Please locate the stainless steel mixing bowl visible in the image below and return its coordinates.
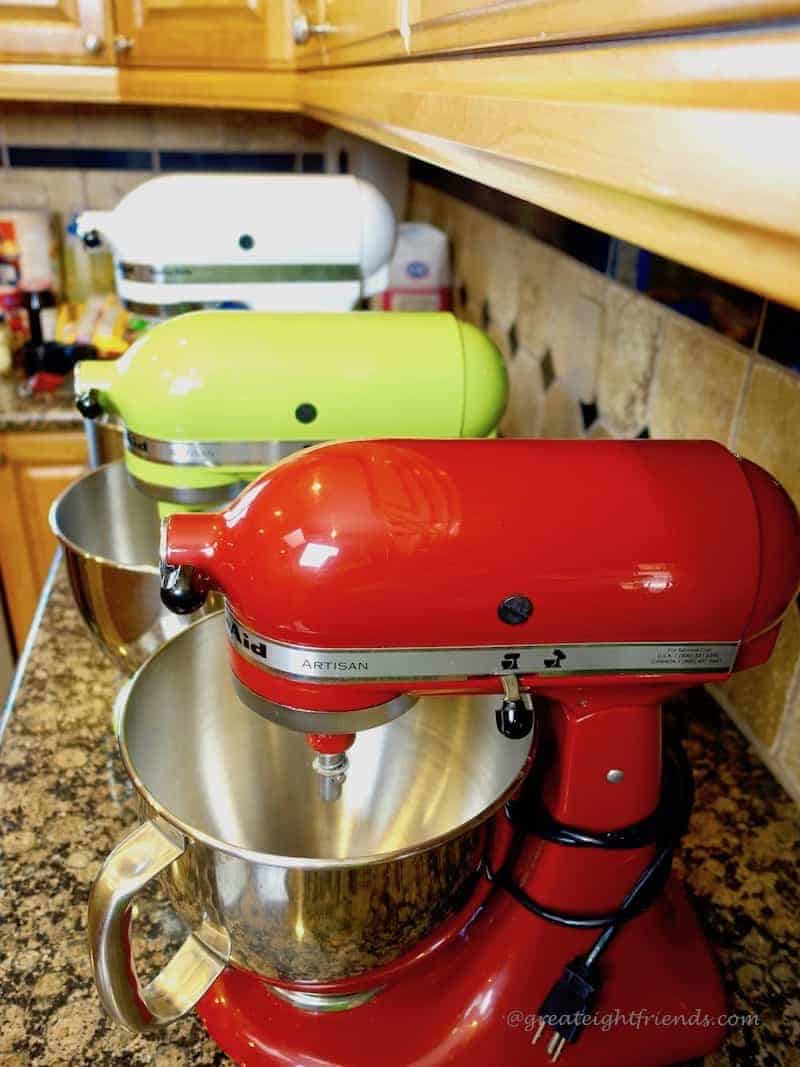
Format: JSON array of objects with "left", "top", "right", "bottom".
[
  {"left": 50, "top": 460, "right": 216, "bottom": 673},
  {"left": 83, "top": 413, "right": 126, "bottom": 468},
  {"left": 89, "top": 612, "right": 532, "bottom": 1033}
]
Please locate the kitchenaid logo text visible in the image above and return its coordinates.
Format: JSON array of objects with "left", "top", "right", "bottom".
[
  {"left": 227, "top": 615, "right": 370, "bottom": 672},
  {"left": 227, "top": 617, "right": 268, "bottom": 660},
  {"left": 126, "top": 431, "right": 148, "bottom": 454}
]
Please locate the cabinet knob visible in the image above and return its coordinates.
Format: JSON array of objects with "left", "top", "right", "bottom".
[
  {"left": 113, "top": 35, "right": 135, "bottom": 54},
  {"left": 292, "top": 13, "right": 335, "bottom": 45},
  {"left": 83, "top": 33, "right": 104, "bottom": 55}
]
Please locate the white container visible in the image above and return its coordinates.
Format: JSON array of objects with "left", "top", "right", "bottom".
[{"left": 378, "top": 222, "right": 451, "bottom": 311}]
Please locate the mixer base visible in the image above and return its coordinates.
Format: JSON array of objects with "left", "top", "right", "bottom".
[{"left": 197, "top": 874, "right": 727, "bottom": 1067}]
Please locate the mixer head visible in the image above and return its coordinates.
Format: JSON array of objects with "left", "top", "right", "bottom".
[
  {"left": 74, "top": 310, "right": 507, "bottom": 514},
  {"left": 160, "top": 437, "right": 800, "bottom": 780},
  {"left": 75, "top": 173, "right": 396, "bottom": 317}
]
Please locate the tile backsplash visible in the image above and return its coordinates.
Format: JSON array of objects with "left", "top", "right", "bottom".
[
  {"left": 0, "top": 102, "right": 336, "bottom": 302},
  {"left": 407, "top": 176, "right": 800, "bottom": 805}
]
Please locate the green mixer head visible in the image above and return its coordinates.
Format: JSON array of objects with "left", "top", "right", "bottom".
[{"left": 75, "top": 310, "right": 508, "bottom": 515}]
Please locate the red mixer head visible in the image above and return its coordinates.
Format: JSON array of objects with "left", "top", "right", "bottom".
[{"left": 161, "top": 439, "right": 800, "bottom": 736}]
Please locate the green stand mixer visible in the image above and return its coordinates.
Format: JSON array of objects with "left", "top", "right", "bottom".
[{"left": 50, "top": 310, "right": 507, "bottom": 672}]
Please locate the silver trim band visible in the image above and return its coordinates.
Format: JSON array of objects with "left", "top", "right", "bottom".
[
  {"left": 225, "top": 606, "right": 740, "bottom": 681},
  {"left": 126, "top": 431, "right": 320, "bottom": 468},
  {"left": 128, "top": 472, "right": 249, "bottom": 506},
  {"left": 122, "top": 298, "right": 207, "bottom": 317},
  {"left": 232, "top": 675, "right": 416, "bottom": 734},
  {"left": 119, "top": 262, "right": 362, "bottom": 285}
]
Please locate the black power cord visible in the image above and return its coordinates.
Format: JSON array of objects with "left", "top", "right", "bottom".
[{"left": 484, "top": 734, "right": 694, "bottom": 1060}]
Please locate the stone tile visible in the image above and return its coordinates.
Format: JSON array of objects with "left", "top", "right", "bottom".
[
  {"left": 151, "top": 108, "right": 315, "bottom": 152},
  {"left": 734, "top": 358, "right": 800, "bottom": 511},
  {"left": 485, "top": 218, "right": 523, "bottom": 331},
  {"left": 82, "top": 169, "right": 154, "bottom": 211},
  {"left": 554, "top": 289, "right": 605, "bottom": 404},
  {"left": 72, "top": 104, "right": 154, "bottom": 148},
  {"left": 222, "top": 113, "right": 325, "bottom": 152},
  {"left": 1, "top": 102, "right": 77, "bottom": 145},
  {"left": 451, "top": 202, "right": 493, "bottom": 317},
  {"left": 488, "top": 321, "right": 511, "bottom": 364},
  {"left": 650, "top": 315, "right": 750, "bottom": 444},
  {"left": 587, "top": 421, "right": 614, "bottom": 439},
  {"left": 516, "top": 234, "right": 556, "bottom": 356},
  {"left": 722, "top": 602, "right": 800, "bottom": 749},
  {"left": 0, "top": 168, "right": 84, "bottom": 216},
  {"left": 596, "top": 283, "right": 663, "bottom": 436},
  {"left": 151, "top": 107, "right": 230, "bottom": 149},
  {"left": 407, "top": 180, "right": 445, "bottom": 228},
  {"left": 500, "top": 348, "right": 544, "bottom": 438},
  {"left": 540, "top": 380, "right": 583, "bottom": 439}
]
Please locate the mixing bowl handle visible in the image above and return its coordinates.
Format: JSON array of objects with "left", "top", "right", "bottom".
[{"left": 88, "top": 818, "right": 229, "bottom": 1033}]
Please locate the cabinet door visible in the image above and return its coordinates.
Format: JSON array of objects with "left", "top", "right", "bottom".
[
  {"left": 408, "top": 1, "right": 800, "bottom": 56},
  {"left": 306, "top": 0, "right": 405, "bottom": 65},
  {"left": 292, "top": 0, "right": 329, "bottom": 65},
  {"left": 0, "top": 432, "right": 87, "bottom": 651},
  {"left": 0, "top": 0, "right": 112, "bottom": 63},
  {"left": 112, "top": 0, "right": 279, "bottom": 68}
]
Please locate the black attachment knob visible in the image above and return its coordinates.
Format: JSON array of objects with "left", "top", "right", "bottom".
[
  {"left": 76, "top": 389, "right": 103, "bottom": 419},
  {"left": 160, "top": 563, "right": 207, "bottom": 615},
  {"left": 495, "top": 699, "right": 534, "bottom": 739},
  {"left": 495, "top": 673, "right": 534, "bottom": 739},
  {"left": 82, "top": 229, "right": 102, "bottom": 249},
  {"left": 498, "top": 595, "right": 533, "bottom": 625}
]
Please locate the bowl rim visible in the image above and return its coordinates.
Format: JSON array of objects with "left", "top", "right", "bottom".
[
  {"left": 49, "top": 460, "right": 160, "bottom": 575},
  {"left": 116, "top": 614, "right": 534, "bottom": 871}
]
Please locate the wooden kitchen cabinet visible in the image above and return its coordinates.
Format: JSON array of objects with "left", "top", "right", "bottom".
[
  {"left": 408, "top": 0, "right": 800, "bottom": 55},
  {"left": 0, "top": 0, "right": 113, "bottom": 64},
  {"left": 295, "top": 0, "right": 405, "bottom": 65},
  {"left": 111, "top": 0, "right": 293, "bottom": 69},
  {"left": 0, "top": 431, "right": 87, "bottom": 651}
]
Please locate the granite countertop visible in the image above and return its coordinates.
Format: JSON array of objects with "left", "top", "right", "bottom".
[
  {"left": 0, "top": 562, "right": 798, "bottom": 1066},
  {"left": 0, "top": 376, "right": 83, "bottom": 432}
]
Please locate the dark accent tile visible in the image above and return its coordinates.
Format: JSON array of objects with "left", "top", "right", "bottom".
[
  {"left": 7, "top": 145, "right": 153, "bottom": 170},
  {"left": 637, "top": 426, "right": 651, "bottom": 439},
  {"left": 301, "top": 152, "right": 325, "bottom": 173},
  {"left": 338, "top": 149, "right": 349, "bottom": 174},
  {"left": 541, "top": 348, "right": 555, "bottom": 391},
  {"left": 758, "top": 300, "right": 800, "bottom": 372},
  {"left": 580, "top": 399, "right": 598, "bottom": 430},
  {"left": 159, "top": 150, "right": 296, "bottom": 173},
  {"left": 481, "top": 298, "right": 491, "bottom": 330},
  {"left": 508, "top": 321, "right": 519, "bottom": 359}
]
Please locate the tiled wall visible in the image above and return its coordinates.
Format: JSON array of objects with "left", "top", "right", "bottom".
[
  {"left": 0, "top": 102, "right": 335, "bottom": 301},
  {"left": 407, "top": 175, "right": 800, "bottom": 805}
]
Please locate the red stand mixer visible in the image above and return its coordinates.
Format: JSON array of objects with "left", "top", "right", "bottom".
[{"left": 155, "top": 438, "right": 799, "bottom": 1067}]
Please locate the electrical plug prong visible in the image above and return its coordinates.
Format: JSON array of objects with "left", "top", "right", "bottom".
[{"left": 548, "top": 1033, "right": 566, "bottom": 1062}]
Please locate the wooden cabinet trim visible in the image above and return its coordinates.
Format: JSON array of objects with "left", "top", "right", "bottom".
[
  {"left": 408, "top": 1, "right": 800, "bottom": 56},
  {"left": 300, "top": 28, "right": 800, "bottom": 308}
]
